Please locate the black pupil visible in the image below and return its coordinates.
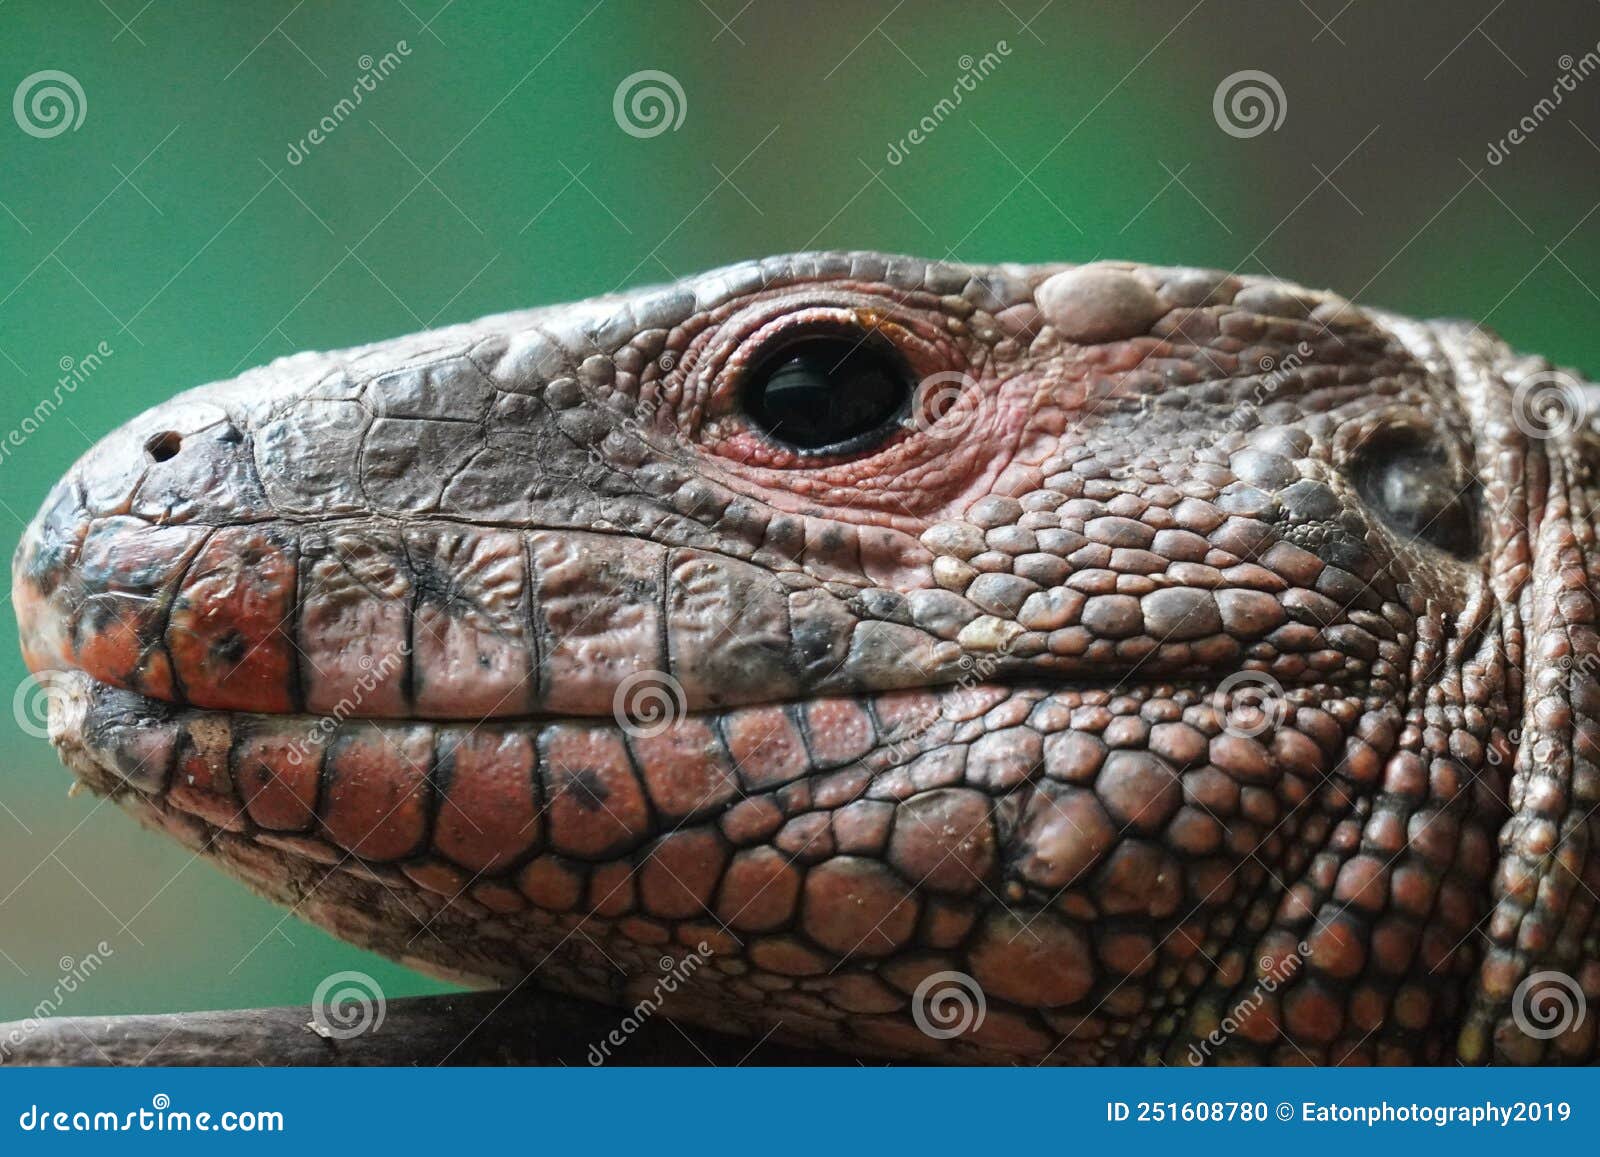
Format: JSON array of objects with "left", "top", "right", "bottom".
[
  {"left": 1352, "top": 436, "right": 1479, "bottom": 558},
  {"left": 742, "top": 337, "right": 910, "bottom": 452}
]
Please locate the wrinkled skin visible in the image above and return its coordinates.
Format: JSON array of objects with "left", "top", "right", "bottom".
[{"left": 13, "top": 251, "right": 1600, "bottom": 1064}]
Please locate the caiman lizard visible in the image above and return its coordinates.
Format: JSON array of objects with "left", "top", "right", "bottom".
[{"left": 13, "top": 251, "right": 1599, "bottom": 1064}]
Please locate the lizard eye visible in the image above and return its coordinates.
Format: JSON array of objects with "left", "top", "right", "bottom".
[
  {"left": 740, "top": 335, "right": 912, "bottom": 454},
  {"left": 1350, "top": 431, "right": 1480, "bottom": 558}
]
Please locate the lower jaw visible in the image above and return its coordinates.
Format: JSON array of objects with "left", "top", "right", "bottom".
[{"left": 38, "top": 669, "right": 1462, "bottom": 1065}]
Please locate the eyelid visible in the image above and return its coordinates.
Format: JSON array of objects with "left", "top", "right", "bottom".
[
  {"left": 693, "top": 295, "right": 953, "bottom": 401},
  {"left": 740, "top": 320, "right": 911, "bottom": 384},
  {"left": 716, "top": 309, "right": 940, "bottom": 402}
]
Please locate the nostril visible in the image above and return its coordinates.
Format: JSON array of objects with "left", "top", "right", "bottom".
[{"left": 145, "top": 431, "right": 182, "bottom": 462}]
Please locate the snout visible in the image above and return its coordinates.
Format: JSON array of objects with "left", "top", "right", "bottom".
[
  {"left": 11, "top": 350, "right": 928, "bottom": 724},
  {"left": 12, "top": 385, "right": 292, "bottom": 710}
]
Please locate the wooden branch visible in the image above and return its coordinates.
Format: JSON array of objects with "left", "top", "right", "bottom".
[{"left": 0, "top": 988, "right": 854, "bottom": 1066}]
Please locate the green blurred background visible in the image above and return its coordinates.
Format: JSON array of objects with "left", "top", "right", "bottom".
[{"left": 1, "top": 0, "right": 1596, "bottom": 1022}]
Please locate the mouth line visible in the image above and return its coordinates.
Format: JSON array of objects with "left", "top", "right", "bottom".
[
  {"left": 42, "top": 664, "right": 1298, "bottom": 830},
  {"left": 38, "top": 662, "right": 1281, "bottom": 730}
]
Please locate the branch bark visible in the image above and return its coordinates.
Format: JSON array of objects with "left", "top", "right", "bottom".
[{"left": 0, "top": 988, "right": 854, "bottom": 1066}]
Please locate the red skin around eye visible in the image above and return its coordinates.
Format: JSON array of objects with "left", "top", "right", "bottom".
[
  {"left": 693, "top": 304, "right": 1031, "bottom": 531},
  {"left": 700, "top": 382, "right": 1036, "bottom": 531}
]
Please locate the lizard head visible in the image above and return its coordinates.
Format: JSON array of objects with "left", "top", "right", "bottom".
[{"left": 12, "top": 252, "right": 1596, "bottom": 1064}]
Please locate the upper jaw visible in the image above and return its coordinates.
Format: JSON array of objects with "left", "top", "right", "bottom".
[
  {"left": 12, "top": 474, "right": 1246, "bottom": 727},
  {"left": 10, "top": 379, "right": 948, "bottom": 723},
  {"left": 14, "top": 458, "right": 1274, "bottom": 731}
]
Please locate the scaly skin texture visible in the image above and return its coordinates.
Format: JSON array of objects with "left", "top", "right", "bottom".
[{"left": 12, "top": 252, "right": 1600, "bottom": 1064}]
